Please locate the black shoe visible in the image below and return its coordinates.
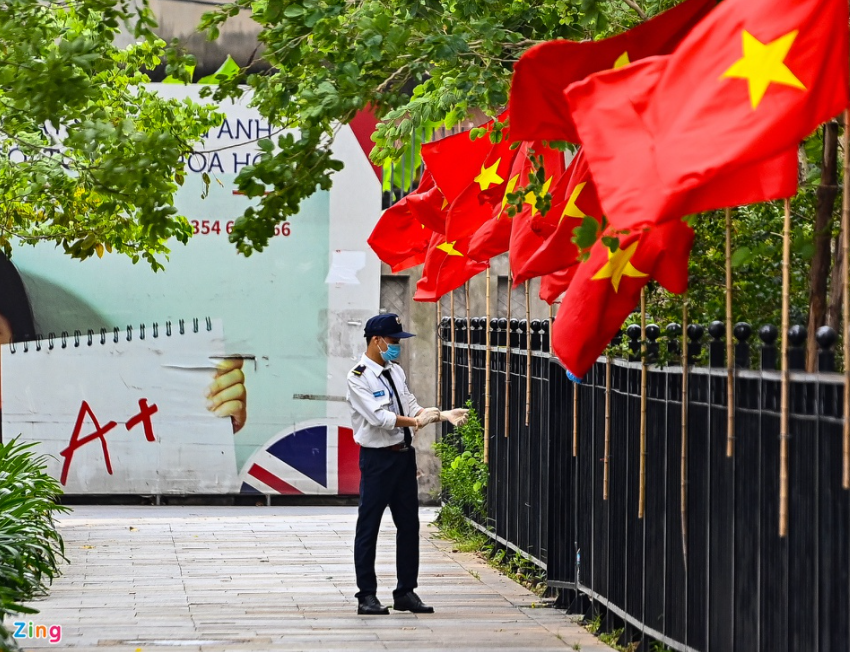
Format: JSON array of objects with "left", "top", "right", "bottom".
[
  {"left": 357, "top": 595, "right": 390, "bottom": 615},
  {"left": 393, "top": 591, "right": 435, "bottom": 613}
]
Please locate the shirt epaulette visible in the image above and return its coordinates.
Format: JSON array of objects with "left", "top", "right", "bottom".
[{"left": 351, "top": 364, "right": 367, "bottom": 376}]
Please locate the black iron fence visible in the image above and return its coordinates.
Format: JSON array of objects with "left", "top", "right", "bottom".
[{"left": 439, "top": 316, "right": 850, "bottom": 652}]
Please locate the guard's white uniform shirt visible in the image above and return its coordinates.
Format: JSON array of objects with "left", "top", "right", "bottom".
[{"left": 346, "top": 353, "right": 423, "bottom": 448}]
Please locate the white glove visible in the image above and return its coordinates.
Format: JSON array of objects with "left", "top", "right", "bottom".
[
  {"left": 415, "top": 406, "right": 442, "bottom": 429},
  {"left": 440, "top": 408, "right": 469, "bottom": 426}
]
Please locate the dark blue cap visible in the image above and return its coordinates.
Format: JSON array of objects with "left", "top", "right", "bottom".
[{"left": 364, "top": 313, "right": 415, "bottom": 339}]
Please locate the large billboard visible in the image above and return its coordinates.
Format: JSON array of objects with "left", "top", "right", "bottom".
[{"left": 2, "top": 85, "right": 381, "bottom": 496}]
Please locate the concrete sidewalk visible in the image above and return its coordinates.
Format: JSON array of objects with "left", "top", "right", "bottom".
[{"left": 7, "top": 506, "right": 611, "bottom": 651}]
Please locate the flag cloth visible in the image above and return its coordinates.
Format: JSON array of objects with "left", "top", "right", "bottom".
[
  {"left": 539, "top": 267, "right": 579, "bottom": 305},
  {"left": 508, "top": 145, "right": 567, "bottom": 282},
  {"left": 552, "top": 220, "right": 694, "bottom": 379},
  {"left": 461, "top": 143, "right": 530, "bottom": 261},
  {"left": 420, "top": 112, "right": 507, "bottom": 206},
  {"left": 564, "top": 0, "right": 848, "bottom": 232},
  {"left": 514, "top": 149, "right": 601, "bottom": 284},
  {"left": 445, "top": 125, "right": 519, "bottom": 241},
  {"left": 509, "top": 0, "right": 716, "bottom": 143},
  {"left": 367, "top": 178, "right": 437, "bottom": 272},
  {"left": 407, "top": 169, "right": 448, "bottom": 234},
  {"left": 413, "top": 232, "right": 489, "bottom": 302}
]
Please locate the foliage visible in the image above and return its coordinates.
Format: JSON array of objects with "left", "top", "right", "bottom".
[
  {"left": 433, "top": 403, "right": 487, "bottom": 532},
  {"left": 197, "top": 0, "right": 680, "bottom": 253},
  {"left": 197, "top": 0, "right": 844, "bottom": 338},
  {"left": 0, "top": 0, "right": 221, "bottom": 269},
  {"left": 0, "top": 438, "right": 69, "bottom": 651}
]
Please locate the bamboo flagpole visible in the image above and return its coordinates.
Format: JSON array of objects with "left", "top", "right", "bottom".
[
  {"left": 451, "top": 291, "right": 456, "bottom": 408},
  {"left": 681, "top": 296, "right": 689, "bottom": 563},
  {"left": 843, "top": 109, "right": 850, "bottom": 489},
  {"left": 603, "top": 356, "right": 612, "bottom": 500},
  {"left": 726, "top": 207, "right": 736, "bottom": 457},
  {"left": 780, "top": 198, "right": 791, "bottom": 537},
  {"left": 639, "top": 287, "right": 648, "bottom": 519},
  {"left": 436, "top": 303, "right": 443, "bottom": 409},
  {"left": 466, "top": 282, "right": 472, "bottom": 399},
  {"left": 525, "top": 281, "right": 532, "bottom": 427},
  {"left": 484, "top": 270, "right": 492, "bottom": 463},
  {"left": 505, "top": 273, "right": 512, "bottom": 439}
]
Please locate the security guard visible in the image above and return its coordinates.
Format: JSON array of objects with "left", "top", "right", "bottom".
[{"left": 346, "top": 313, "right": 447, "bottom": 615}]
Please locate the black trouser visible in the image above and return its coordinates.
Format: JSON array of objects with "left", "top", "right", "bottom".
[{"left": 354, "top": 446, "right": 419, "bottom": 600}]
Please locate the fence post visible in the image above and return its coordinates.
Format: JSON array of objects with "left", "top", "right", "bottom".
[
  {"left": 759, "top": 324, "right": 778, "bottom": 371},
  {"left": 734, "top": 322, "right": 752, "bottom": 369},
  {"left": 531, "top": 320, "right": 542, "bottom": 351},
  {"left": 627, "top": 324, "right": 641, "bottom": 361},
  {"left": 542, "top": 319, "right": 550, "bottom": 353},
  {"left": 646, "top": 324, "right": 661, "bottom": 363},
  {"left": 816, "top": 326, "right": 837, "bottom": 372},
  {"left": 787, "top": 325, "right": 807, "bottom": 371},
  {"left": 667, "top": 323, "right": 682, "bottom": 358},
  {"left": 687, "top": 323, "right": 705, "bottom": 365},
  {"left": 709, "top": 320, "right": 725, "bottom": 367}
]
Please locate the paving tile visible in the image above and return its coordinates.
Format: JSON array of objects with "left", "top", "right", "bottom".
[{"left": 3, "top": 506, "right": 611, "bottom": 650}]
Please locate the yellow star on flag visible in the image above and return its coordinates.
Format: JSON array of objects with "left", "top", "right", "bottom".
[
  {"left": 559, "top": 182, "right": 588, "bottom": 224},
  {"left": 498, "top": 174, "right": 521, "bottom": 217},
  {"left": 436, "top": 241, "right": 464, "bottom": 257},
  {"left": 474, "top": 158, "right": 505, "bottom": 191},
  {"left": 721, "top": 30, "right": 806, "bottom": 109},
  {"left": 613, "top": 51, "right": 630, "bottom": 69},
  {"left": 524, "top": 176, "right": 554, "bottom": 217},
  {"left": 591, "top": 241, "right": 648, "bottom": 292}
]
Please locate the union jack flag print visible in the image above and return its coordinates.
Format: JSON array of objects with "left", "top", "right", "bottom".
[{"left": 239, "top": 421, "right": 361, "bottom": 495}]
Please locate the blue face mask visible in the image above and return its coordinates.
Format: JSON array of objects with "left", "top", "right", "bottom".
[{"left": 379, "top": 339, "right": 401, "bottom": 362}]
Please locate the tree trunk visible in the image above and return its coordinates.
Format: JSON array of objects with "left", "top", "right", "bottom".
[{"left": 807, "top": 122, "right": 840, "bottom": 370}]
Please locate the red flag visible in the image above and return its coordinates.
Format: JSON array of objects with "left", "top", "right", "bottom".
[
  {"left": 367, "top": 182, "right": 436, "bottom": 272},
  {"left": 564, "top": 0, "right": 847, "bottom": 232},
  {"left": 420, "top": 113, "right": 507, "bottom": 206},
  {"left": 407, "top": 170, "right": 448, "bottom": 234},
  {"left": 552, "top": 220, "right": 694, "bottom": 379},
  {"left": 509, "top": 0, "right": 716, "bottom": 143},
  {"left": 539, "top": 267, "right": 579, "bottom": 305},
  {"left": 513, "top": 149, "right": 598, "bottom": 284},
  {"left": 413, "top": 232, "right": 489, "bottom": 302},
  {"left": 444, "top": 128, "right": 519, "bottom": 241},
  {"left": 508, "top": 145, "right": 567, "bottom": 282},
  {"left": 462, "top": 143, "right": 532, "bottom": 262}
]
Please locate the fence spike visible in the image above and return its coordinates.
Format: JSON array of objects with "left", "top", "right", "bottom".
[
  {"left": 505, "top": 273, "right": 512, "bottom": 439},
  {"left": 603, "top": 357, "right": 612, "bottom": 501},
  {"left": 681, "top": 297, "right": 689, "bottom": 566},
  {"left": 639, "top": 287, "right": 647, "bottom": 520},
  {"left": 525, "top": 281, "right": 532, "bottom": 427}
]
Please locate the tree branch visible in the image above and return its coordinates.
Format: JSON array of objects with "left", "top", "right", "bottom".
[{"left": 622, "top": 0, "right": 648, "bottom": 20}]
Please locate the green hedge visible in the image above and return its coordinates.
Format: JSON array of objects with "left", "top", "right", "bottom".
[
  {"left": 0, "top": 439, "right": 68, "bottom": 652},
  {"left": 433, "top": 404, "right": 488, "bottom": 534}
]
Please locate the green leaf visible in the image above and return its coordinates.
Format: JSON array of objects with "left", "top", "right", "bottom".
[
  {"left": 730, "top": 246, "right": 752, "bottom": 268},
  {"left": 198, "top": 55, "right": 241, "bottom": 84}
]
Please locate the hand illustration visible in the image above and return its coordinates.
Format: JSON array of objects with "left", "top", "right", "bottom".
[{"left": 206, "top": 357, "right": 247, "bottom": 434}]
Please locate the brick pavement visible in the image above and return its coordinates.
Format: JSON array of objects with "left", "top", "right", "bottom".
[{"left": 5, "top": 506, "right": 611, "bottom": 651}]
